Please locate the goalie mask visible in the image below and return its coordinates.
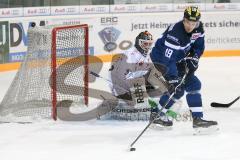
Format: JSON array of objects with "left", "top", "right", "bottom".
[{"left": 135, "top": 31, "right": 153, "bottom": 56}]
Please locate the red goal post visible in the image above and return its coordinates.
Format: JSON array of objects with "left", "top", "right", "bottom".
[{"left": 51, "top": 24, "right": 89, "bottom": 120}]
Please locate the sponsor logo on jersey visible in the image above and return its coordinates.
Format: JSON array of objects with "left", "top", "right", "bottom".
[
  {"left": 167, "top": 34, "right": 179, "bottom": 44},
  {"left": 191, "top": 33, "right": 201, "bottom": 40}
]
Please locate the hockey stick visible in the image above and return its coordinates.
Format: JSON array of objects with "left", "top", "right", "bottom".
[
  {"left": 129, "top": 69, "right": 188, "bottom": 151},
  {"left": 90, "top": 70, "right": 162, "bottom": 101},
  {"left": 90, "top": 71, "right": 130, "bottom": 93},
  {"left": 211, "top": 96, "right": 240, "bottom": 108},
  {"left": 90, "top": 70, "right": 157, "bottom": 98}
]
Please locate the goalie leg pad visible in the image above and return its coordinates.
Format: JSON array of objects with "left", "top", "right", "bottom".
[{"left": 128, "top": 77, "right": 148, "bottom": 107}]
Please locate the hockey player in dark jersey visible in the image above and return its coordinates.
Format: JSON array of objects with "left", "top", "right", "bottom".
[{"left": 150, "top": 6, "right": 218, "bottom": 130}]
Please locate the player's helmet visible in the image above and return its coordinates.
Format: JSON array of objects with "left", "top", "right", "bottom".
[
  {"left": 135, "top": 31, "right": 153, "bottom": 55},
  {"left": 184, "top": 6, "right": 201, "bottom": 22}
]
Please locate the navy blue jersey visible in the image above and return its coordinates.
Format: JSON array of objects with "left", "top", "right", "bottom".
[{"left": 150, "top": 20, "right": 205, "bottom": 78}]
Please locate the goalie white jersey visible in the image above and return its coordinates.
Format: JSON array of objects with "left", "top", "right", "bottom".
[{"left": 109, "top": 46, "right": 152, "bottom": 96}]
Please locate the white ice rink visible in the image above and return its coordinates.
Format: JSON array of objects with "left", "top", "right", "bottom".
[{"left": 0, "top": 57, "right": 240, "bottom": 160}]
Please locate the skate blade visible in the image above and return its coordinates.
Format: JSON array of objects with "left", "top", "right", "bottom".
[
  {"left": 193, "top": 125, "right": 219, "bottom": 135},
  {"left": 150, "top": 123, "right": 172, "bottom": 130}
]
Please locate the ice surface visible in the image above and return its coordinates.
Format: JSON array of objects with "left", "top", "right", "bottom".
[{"left": 0, "top": 57, "right": 240, "bottom": 160}]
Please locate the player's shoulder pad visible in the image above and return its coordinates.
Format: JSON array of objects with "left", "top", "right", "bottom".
[
  {"left": 165, "top": 22, "right": 182, "bottom": 45},
  {"left": 168, "top": 21, "right": 182, "bottom": 32},
  {"left": 168, "top": 22, "right": 176, "bottom": 32}
]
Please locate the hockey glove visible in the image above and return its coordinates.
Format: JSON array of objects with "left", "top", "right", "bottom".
[
  {"left": 165, "top": 76, "right": 183, "bottom": 94},
  {"left": 176, "top": 60, "right": 187, "bottom": 78},
  {"left": 185, "top": 54, "right": 199, "bottom": 75}
]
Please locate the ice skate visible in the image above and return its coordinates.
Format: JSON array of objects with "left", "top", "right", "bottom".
[
  {"left": 149, "top": 112, "right": 173, "bottom": 130},
  {"left": 193, "top": 117, "right": 219, "bottom": 135}
]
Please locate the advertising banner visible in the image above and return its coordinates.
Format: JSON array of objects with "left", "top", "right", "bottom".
[
  {"left": 1, "top": 4, "right": 240, "bottom": 18},
  {"left": 206, "top": 3, "right": 240, "bottom": 11},
  {"left": 23, "top": 7, "right": 50, "bottom": 16},
  {"left": 0, "top": 21, "right": 9, "bottom": 63},
  {"left": 0, "top": 8, "right": 23, "bottom": 18},
  {"left": 5, "top": 20, "right": 46, "bottom": 62},
  {"left": 173, "top": 3, "right": 205, "bottom": 12},
  {"left": 110, "top": 4, "right": 141, "bottom": 13},
  {"left": 50, "top": 6, "right": 80, "bottom": 15},
  {"left": 140, "top": 4, "right": 173, "bottom": 12},
  {"left": 0, "top": 11, "right": 239, "bottom": 63},
  {"left": 79, "top": 5, "right": 109, "bottom": 14}
]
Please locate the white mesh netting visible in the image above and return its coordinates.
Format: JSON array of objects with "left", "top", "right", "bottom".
[{"left": 0, "top": 24, "right": 88, "bottom": 122}]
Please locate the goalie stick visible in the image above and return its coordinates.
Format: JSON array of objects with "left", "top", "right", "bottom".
[
  {"left": 211, "top": 96, "right": 240, "bottom": 108},
  {"left": 90, "top": 71, "right": 130, "bottom": 93},
  {"left": 90, "top": 70, "right": 156, "bottom": 98}
]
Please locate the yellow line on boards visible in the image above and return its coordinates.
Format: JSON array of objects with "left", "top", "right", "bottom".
[
  {"left": 203, "top": 50, "right": 240, "bottom": 57},
  {"left": 0, "top": 50, "right": 240, "bottom": 72},
  {"left": 0, "top": 63, "right": 21, "bottom": 72}
]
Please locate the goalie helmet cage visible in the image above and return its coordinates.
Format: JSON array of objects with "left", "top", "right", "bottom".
[{"left": 0, "top": 24, "right": 89, "bottom": 122}]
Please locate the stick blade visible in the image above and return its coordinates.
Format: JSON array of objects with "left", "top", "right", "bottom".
[
  {"left": 211, "top": 96, "right": 240, "bottom": 108},
  {"left": 210, "top": 102, "right": 230, "bottom": 108}
]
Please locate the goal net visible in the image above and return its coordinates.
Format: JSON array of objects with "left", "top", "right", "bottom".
[{"left": 0, "top": 24, "right": 89, "bottom": 122}]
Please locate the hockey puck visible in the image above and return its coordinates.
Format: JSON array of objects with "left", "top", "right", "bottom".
[
  {"left": 30, "top": 22, "right": 36, "bottom": 28},
  {"left": 130, "top": 147, "right": 136, "bottom": 151}
]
